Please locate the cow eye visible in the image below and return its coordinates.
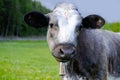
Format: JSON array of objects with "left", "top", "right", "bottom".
[
  {"left": 76, "top": 24, "right": 81, "bottom": 31},
  {"left": 49, "top": 23, "right": 54, "bottom": 28}
]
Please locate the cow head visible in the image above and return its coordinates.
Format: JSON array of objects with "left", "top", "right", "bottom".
[{"left": 24, "top": 3, "right": 105, "bottom": 63}]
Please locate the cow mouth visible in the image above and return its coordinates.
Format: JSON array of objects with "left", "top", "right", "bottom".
[
  {"left": 52, "top": 43, "right": 75, "bottom": 62},
  {"left": 52, "top": 53, "right": 72, "bottom": 62}
]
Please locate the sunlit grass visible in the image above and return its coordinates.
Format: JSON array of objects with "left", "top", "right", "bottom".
[
  {"left": 0, "top": 41, "right": 59, "bottom": 80},
  {"left": 103, "top": 22, "right": 120, "bottom": 32}
]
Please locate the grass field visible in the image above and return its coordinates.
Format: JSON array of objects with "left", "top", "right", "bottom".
[{"left": 0, "top": 40, "right": 59, "bottom": 80}]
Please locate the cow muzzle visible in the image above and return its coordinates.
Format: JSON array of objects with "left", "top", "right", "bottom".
[{"left": 52, "top": 43, "right": 75, "bottom": 62}]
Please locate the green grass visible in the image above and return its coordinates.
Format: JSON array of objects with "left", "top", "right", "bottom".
[
  {"left": 103, "top": 22, "right": 120, "bottom": 32},
  {"left": 0, "top": 40, "right": 60, "bottom": 80}
]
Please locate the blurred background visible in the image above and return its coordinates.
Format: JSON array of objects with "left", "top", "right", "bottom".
[
  {"left": 0, "top": 0, "right": 50, "bottom": 39},
  {"left": 0, "top": 0, "right": 120, "bottom": 80},
  {"left": 0, "top": 0, "right": 120, "bottom": 39}
]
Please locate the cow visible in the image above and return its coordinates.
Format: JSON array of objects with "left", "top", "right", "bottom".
[{"left": 24, "top": 3, "right": 120, "bottom": 80}]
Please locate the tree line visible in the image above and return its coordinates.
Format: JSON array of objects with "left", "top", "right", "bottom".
[{"left": 0, "top": 0, "right": 50, "bottom": 37}]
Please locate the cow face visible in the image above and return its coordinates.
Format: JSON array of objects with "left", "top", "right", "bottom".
[{"left": 24, "top": 3, "right": 105, "bottom": 62}]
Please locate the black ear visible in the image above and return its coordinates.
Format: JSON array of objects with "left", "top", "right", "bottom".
[
  {"left": 82, "top": 15, "right": 105, "bottom": 29},
  {"left": 24, "top": 11, "right": 49, "bottom": 28}
]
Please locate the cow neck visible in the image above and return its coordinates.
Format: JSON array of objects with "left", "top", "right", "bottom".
[{"left": 59, "top": 62, "right": 81, "bottom": 80}]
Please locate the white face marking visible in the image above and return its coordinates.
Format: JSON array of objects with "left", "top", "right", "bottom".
[
  {"left": 53, "top": 3, "right": 82, "bottom": 44},
  {"left": 58, "top": 14, "right": 81, "bottom": 44}
]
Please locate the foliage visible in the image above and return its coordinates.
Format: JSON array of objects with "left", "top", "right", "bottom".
[
  {"left": 0, "top": 0, "right": 50, "bottom": 37},
  {"left": 0, "top": 41, "right": 59, "bottom": 80},
  {"left": 103, "top": 22, "right": 120, "bottom": 32}
]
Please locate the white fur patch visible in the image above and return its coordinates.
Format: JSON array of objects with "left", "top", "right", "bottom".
[
  {"left": 53, "top": 3, "right": 82, "bottom": 44},
  {"left": 58, "top": 14, "right": 81, "bottom": 43},
  {"left": 107, "top": 74, "right": 120, "bottom": 80},
  {"left": 63, "top": 75, "right": 82, "bottom": 80}
]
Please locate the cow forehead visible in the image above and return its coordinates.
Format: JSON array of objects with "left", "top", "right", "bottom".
[
  {"left": 51, "top": 3, "right": 82, "bottom": 43},
  {"left": 50, "top": 3, "right": 82, "bottom": 27},
  {"left": 54, "top": 3, "right": 78, "bottom": 12},
  {"left": 53, "top": 3, "right": 81, "bottom": 21}
]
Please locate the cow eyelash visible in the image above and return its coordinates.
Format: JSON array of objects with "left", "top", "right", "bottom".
[{"left": 76, "top": 24, "right": 82, "bottom": 31}]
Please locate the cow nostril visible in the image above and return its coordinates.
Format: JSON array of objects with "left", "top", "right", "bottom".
[
  {"left": 60, "top": 48, "right": 65, "bottom": 57},
  {"left": 60, "top": 48, "right": 64, "bottom": 54}
]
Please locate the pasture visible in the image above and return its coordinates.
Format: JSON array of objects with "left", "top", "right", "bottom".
[{"left": 0, "top": 40, "right": 59, "bottom": 80}]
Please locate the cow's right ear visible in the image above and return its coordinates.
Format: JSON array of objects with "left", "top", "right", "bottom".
[{"left": 24, "top": 11, "right": 49, "bottom": 28}]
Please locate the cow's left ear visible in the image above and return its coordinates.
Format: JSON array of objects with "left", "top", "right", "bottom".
[{"left": 82, "top": 15, "right": 105, "bottom": 29}]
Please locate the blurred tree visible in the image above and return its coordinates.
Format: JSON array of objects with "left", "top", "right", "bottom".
[
  {"left": 0, "top": 0, "right": 5, "bottom": 36},
  {"left": 0, "top": 0, "right": 50, "bottom": 37},
  {"left": 0, "top": 0, "right": 12, "bottom": 37}
]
